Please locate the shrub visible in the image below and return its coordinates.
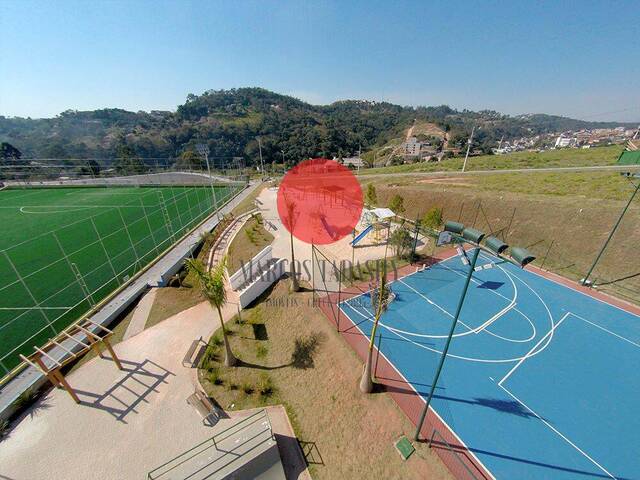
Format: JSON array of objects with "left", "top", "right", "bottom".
[
  {"left": 258, "top": 375, "right": 275, "bottom": 398},
  {"left": 256, "top": 344, "right": 268, "bottom": 359},
  {"left": 241, "top": 382, "right": 254, "bottom": 395},
  {"left": 0, "top": 420, "right": 9, "bottom": 438},
  {"left": 208, "top": 368, "right": 223, "bottom": 386}
]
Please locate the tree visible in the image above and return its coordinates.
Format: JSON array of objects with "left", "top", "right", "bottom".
[
  {"left": 0, "top": 142, "right": 22, "bottom": 161},
  {"left": 282, "top": 193, "right": 300, "bottom": 292},
  {"left": 186, "top": 256, "right": 237, "bottom": 366},
  {"left": 360, "top": 262, "right": 391, "bottom": 393},
  {"left": 364, "top": 183, "right": 377, "bottom": 208},
  {"left": 176, "top": 150, "right": 205, "bottom": 171},
  {"left": 388, "top": 194, "right": 405, "bottom": 216},
  {"left": 77, "top": 160, "right": 101, "bottom": 176},
  {"left": 421, "top": 207, "right": 443, "bottom": 230},
  {"left": 389, "top": 228, "right": 413, "bottom": 259},
  {"left": 114, "top": 141, "right": 145, "bottom": 174}
]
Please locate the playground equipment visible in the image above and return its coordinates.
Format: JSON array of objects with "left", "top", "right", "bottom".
[{"left": 350, "top": 208, "right": 395, "bottom": 246}]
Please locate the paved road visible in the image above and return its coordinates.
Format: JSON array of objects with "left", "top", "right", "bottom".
[{"left": 357, "top": 163, "right": 640, "bottom": 178}]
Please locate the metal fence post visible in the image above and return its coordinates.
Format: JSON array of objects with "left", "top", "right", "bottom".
[{"left": 90, "top": 218, "right": 120, "bottom": 285}]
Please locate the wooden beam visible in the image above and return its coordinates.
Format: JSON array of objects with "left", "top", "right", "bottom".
[
  {"left": 102, "top": 338, "right": 123, "bottom": 370},
  {"left": 84, "top": 319, "right": 113, "bottom": 335},
  {"left": 62, "top": 331, "right": 91, "bottom": 349},
  {"left": 49, "top": 339, "right": 77, "bottom": 358},
  {"left": 33, "top": 356, "right": 61, "bottom": 388},
  {"left": 76, "top": 325, "right": 101, "bottom": 341},
  {"left": 52, "top": 369, "right": 79, "bottom": 404},
  {"left": 33, "top": 346, "right": 62, "bottom": 367}
]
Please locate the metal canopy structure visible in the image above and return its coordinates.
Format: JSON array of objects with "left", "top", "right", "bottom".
[{"left": 19, "top": 319, "right": 122, "bottom": 403}]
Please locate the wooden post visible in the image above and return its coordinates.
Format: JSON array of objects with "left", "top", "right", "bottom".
[
  {"left": 34, "top": 356, "right": 60, "bottom": 388},
  {"left": 102, "top": 338, "right": 123, "bottom": 370},
  {"left": 52, "top": 369, "right": 80, "bottom": 404}
]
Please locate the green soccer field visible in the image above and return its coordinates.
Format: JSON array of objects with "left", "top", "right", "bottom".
[{"left": 0, "top": 184, "right": 241, "bottom": 374}]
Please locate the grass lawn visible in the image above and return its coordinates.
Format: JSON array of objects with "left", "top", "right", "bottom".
[
  {"left": 227, "top": 213, "right": 274, "bottom": 276},
  {"left": 231, "top": 181, "right": 269, "bottom": 217},
  {"left": 145, "top": 286, "right": 205, "bottom": 330},
  {"left": 359, "top": 144, "right": 624, "bottom": 175},
  {"left": 0, "top": 184, "right": 241, "bottom": 373},
  {"left": 198, "top": 281, "right": 452, "bottom": 480}
]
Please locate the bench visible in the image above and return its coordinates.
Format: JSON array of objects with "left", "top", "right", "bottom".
[
  {"left": 182, "top": 337, "right": 204, "bottom": 367},
  {"left": 187, "top": 390, "right": 218, "bottom": 426}
]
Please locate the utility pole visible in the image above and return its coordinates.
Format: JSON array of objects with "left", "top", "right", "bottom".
[
  {"left": 257, "top": 137, "right": 265, "bottom": 179},
  {"left": 461, "top": 125, "right": 476, "bottom": 173}
]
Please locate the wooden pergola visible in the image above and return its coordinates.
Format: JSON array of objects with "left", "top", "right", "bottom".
[{"left": 20, "top": 319, "right": 122, "bottom": 403}]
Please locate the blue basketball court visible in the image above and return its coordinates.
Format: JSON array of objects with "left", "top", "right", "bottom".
[{"left": 339, "top": 252, "right": 640, "bottom": 479}]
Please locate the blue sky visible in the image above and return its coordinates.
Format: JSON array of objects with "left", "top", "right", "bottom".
[{"left": 1, "top": 0, "right": 638, "bottom": 121}]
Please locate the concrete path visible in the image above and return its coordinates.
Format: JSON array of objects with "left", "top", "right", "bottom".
[{"left": 122, "top": 287, "right": 158, "bottom": 340}]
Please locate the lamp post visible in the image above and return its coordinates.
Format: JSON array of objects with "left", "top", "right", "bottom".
[
  {"left": 196, "top": 143, "right": 220, "bottom": 221},
  {"left": 413, "top": 220, "right": 535, "bottom": 441},
  {"left": 257, "top": 137, "right": 265, "bottom": 179}
]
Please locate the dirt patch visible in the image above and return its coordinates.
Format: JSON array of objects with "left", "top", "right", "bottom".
[
  {"left": 199, "top": 281, "right": 452, "bottom": 480},
  {"left": 418, "top": 177, "right": 473, "bottom": 186}
]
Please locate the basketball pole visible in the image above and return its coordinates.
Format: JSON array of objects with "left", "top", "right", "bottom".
[
  {"left": 582, "top": 178, "right": 639, "bottom": 286},
  {"left": 414, "top": 247, "right": 480, "bottom": 441}
]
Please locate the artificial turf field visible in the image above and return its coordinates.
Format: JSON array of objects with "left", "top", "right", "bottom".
[{"left": 0, "top": 184, "right": 240, "bottom": 373}]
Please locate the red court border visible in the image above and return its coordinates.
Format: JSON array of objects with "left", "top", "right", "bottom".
[{"left": 315, "top": 247, "right": 640, "bottom": 480}]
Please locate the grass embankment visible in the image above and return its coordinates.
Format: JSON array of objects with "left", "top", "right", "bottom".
[
  {"left": 365, "top": 171, "right": 640, "bottom": 303},
  {"left": 231, "top": 181, "right": 269, "bottom": 217},
  {"left": 359, "top": 144, "right": 624, "bottom": 175},
  {"left": 227, "top": 213, "right": 274, "bottom": 276},
  {"left": 198, "top": 281, "right": 451, "bottom": 480}
]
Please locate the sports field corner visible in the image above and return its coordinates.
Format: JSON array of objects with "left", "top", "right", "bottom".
[
  {"left": 322, "top": 246, "right": 640, "bottom": 479},
  {"left": 0, "top": 183, "right": 241, "bottom": 374}
]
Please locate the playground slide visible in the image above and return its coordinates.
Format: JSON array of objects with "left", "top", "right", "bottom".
[{"left": 351, "top": 224, "right": 373, "bottom": 246}]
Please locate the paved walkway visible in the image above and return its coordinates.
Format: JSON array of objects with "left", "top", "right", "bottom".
[{"left": 122, "top": 287, "right": 158, "bottom": 340}]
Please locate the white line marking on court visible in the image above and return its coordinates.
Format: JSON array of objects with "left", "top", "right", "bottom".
[
  {"left": 397, "top": 278, "right": 474, "bottom": 332},
  {"left": 347, "top": 316, "right": 497, "bottom": 480},
  {"left": 498, "top": 312, "right": 571, "bottom": 386},
  {"left": 570, "top": 312, "right": 640, "bottom": 349},
  {"left": 498, "top": 383, "right": 617, "bottom": 480}
]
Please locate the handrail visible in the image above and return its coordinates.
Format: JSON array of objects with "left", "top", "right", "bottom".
[{"left": 147, "top": 409, "right": 272, "bottom": 480}]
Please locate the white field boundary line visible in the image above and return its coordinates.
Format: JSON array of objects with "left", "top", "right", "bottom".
[
  {"left": 570, "top": 312, "right": 640, "bottom": 349},
  {"left": 497, "top": 384, "right": 617, "bottom": 480},
  {"left": 344, "top": 309, "right": 497, "bottom": 480},
  {"left": 396, "top": 278, "right": 474, "bottom": 332},
  {"left": 498, "top": 312, "right": 571, "bottom": 387}
]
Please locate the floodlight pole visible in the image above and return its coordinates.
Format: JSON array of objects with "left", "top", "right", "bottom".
[
  {"left": 414, "top": 246, "right": 480, "bottom": 441},
  {"left": 582, "top": 179, "right": 640, "bottom": 286},
  {"left": 197, "top": 144, "right": 220, "bottom": 221},
  {"left": 257, "top": 137, "right": 265, "bottom": 179}
]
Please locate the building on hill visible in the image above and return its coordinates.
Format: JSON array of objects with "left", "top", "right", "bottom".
[{"left": 340, "top": 156, "right": 365, "bottom": 168}]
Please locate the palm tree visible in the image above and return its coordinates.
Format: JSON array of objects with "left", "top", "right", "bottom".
[
  {"left": 186, "top": 256, "right": 237, "bottom": 367},
  {"left": 283, "top": 192, "right": 300, "bottom": 292},
  {"left": 359, "top": 262, "right": 390, "bottom": 393}
]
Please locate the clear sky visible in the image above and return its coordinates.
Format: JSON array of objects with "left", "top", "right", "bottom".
[{"left": 1, "top": 0, "right": 638, "bottom": 121}]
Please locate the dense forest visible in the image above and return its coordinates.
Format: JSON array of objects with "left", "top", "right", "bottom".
[{"left": 0, "top": 87, "right": 633, "bottom": 168}]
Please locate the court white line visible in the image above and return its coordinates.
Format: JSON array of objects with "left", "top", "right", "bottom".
[
  {"left": 570, "top": 312, "right": 640, "bottom": 349},
  {"left": 498, "top": 383, "right": 617, "bottom": 480},
  {"left": 346, "top": 314, "right": 497, "bottom": 480},
  {"left": 396, "top": 278, "right": 474, "bottom": 332},
  {"left": 498, "top": 312, "right": 571, "bottom": 386}
]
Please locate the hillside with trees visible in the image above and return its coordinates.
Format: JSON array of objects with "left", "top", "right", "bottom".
[{"left": 0, "top": 87, "right": 634, "bottom": 168}]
